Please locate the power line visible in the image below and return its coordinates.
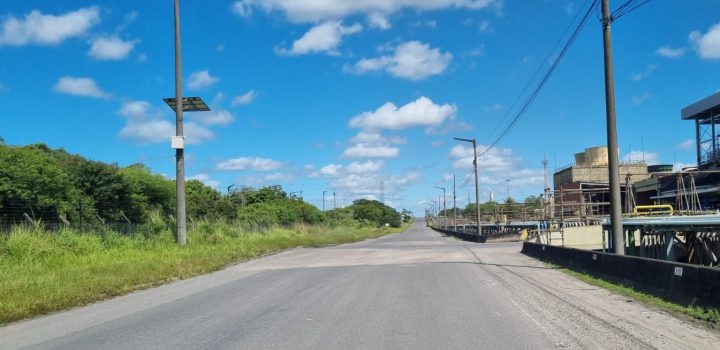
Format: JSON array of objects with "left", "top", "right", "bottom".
[
  {"left": 483, "top": 0, "right": 597, "bottom": 146},
  {"left": 478, "top": 0, "right": 600, "bottom": 159},
  {"left": 612, "top": 0, "right": 652, "bottom": 20}
]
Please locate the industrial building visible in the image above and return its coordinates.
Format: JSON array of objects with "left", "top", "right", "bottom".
[{"left": 552, "top": 146, "right": 650, "bottom": 218}]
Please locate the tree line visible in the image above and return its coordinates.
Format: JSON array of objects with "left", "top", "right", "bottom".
[{"left": 0, "top": 143, "right": 408, "bottom": 228}]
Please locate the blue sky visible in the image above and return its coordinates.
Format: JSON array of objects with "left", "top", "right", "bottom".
[{"left": 1, "top": 0, "right": 719, "bottom": 214}]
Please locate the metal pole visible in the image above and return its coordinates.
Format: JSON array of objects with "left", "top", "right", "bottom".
[
  {"left": 602, "top": 0, "right": 624, "bottom": 255},
  {"left": 473, "top": 139, "right": 481, "bottom": 236},
  {"left": 322, "top": 191, "right": 326, "bottom": 212},
  {"left": 453, "top": 174, "right": 457, "bottom": 232},
  {"left": 174, "top": 0, "right": 186, "bottom": 246},
  {"left": 434, "top": 186, "right": 446, "bottom": 223}
]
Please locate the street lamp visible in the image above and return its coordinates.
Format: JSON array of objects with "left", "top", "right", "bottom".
[
  {"left": 454, "top": 137, "right": 482, "bottom": 238},
  {"left": 434, "top": 186, "right": 446, "bottom": 226},
  {"left": 164, "top": 0, "right": 211, "bottom": 246},
  {"left": 227, "top": 184, "right": 235, "bottom": 195}
]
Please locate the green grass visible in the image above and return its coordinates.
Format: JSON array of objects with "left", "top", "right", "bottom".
[
  {"left": 560, "top": 268, "right": 720, "bottom": 329},
  {"left": 0, "top": 222, "right": 409, "bottom": 325}
]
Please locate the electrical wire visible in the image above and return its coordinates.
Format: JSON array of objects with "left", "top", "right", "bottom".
[
  {"left": 478, "top": 0, "right": 599, "bottom": 159},
  {"left": 482, "top": 0, "right": 595, "bottom": 146}
]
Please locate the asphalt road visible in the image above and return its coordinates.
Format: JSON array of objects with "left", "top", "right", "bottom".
[{"left": 2, "top": 222, "right": 719, "bottom": 349}]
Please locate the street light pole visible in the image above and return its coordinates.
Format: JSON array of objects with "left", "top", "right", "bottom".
[
  {"left": 322, "top": 191, "right": 326, "bottom": 212},
  {"left": 455, "top": 137, "right": 482, "bottom": 237},
  {"left": 601, "top": 0, "right": 624, "bottom": 255},
  {"left": 173, "top": 0, "right": 186, "bottom": 246},
  {"left": 453, "top": 173, "right": 457, "bottom": 232},
  {"left": 434, "top": 186, "right": 446, "bottom": 225}
]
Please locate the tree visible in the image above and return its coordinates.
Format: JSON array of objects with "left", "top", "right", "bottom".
[
  {"left": 186, "top": 180, "right": 222, "bottom": 219},
  {"left": 347, "top": 199, "right": 401, "bottom": 227},
  {"left": 120, "top": 164, "right": 174, "bottom": 222},
  {"left": 0, "top": 144, "right": 81, "bottom": 223}
]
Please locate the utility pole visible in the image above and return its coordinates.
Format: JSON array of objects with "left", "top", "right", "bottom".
[
  {"left": 380, "top": 181, "right": 384, "bottom": 204},
  {"left": 453, "top": 173, "right": 457, "bottom": 232},
  {"left": 322, "top": 191, "right": 326, "bottom": 212},
  {"left": 454, "top": 138, "right": 481, "bottom": 237},
  {"left": 543, "top": 158, "right": 550, "bottom": 221},
  {"left": 601, "top": 0, "right": 624, "bottom": 255},
  {"left": 333, "top": 192, "right": 337, "bottom": 211},
  {"left": 173, "top": 0, "right": 186, "bottom": 246}
]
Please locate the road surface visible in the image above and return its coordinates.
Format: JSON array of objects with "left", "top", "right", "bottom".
[{"left": 2, "top": 222, "right": 718, "bottom": 349}]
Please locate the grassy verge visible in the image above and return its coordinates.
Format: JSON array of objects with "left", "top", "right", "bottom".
[
  {"left": 560, "top": 268, "right": 720, "bottom": 329},
  {"left": 0, "top": 222, "right": 409, "bottom": 325}
]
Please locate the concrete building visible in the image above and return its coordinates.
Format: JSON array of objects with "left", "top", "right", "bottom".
[
  {"left": 554, "top": 146, "right": 650, "bottom": 189},
  {"left": 553, "top": 146, "right": 650, "bottom": 218}
]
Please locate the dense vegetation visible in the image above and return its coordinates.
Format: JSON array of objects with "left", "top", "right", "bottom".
[
  {"left": 0, "top": 143, "right": 408, "bottom": 229},
  {"left": 0, "top": 143, "right": 413, "bottom": 324}
]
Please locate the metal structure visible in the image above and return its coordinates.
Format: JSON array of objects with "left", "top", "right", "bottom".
[
  {"left": 603, "top": 215, "right": 720, "bottom": 266},
  {"left": 682, "top": 91, "right": 720, "bottom": 170}
]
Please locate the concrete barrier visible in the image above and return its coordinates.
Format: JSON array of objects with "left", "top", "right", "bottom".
[
  {"left": 430, "top": 226, "right": 486, "bottom": 243},
  {"left": 521, "top": 242, "right": 720, "bottom": 309}
]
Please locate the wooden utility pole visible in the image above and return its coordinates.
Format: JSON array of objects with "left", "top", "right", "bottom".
[{"left": 601, "top": 0, "right": 624, "bottom": 254}]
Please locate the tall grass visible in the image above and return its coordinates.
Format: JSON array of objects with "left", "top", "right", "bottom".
[{"left": 0, "top": 221, "right": 408, "bottom": 325}]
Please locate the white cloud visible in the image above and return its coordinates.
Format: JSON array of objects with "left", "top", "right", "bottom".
[
  {"left": 678, "top": 139, "right": 693, "bottom": 151},
  {"left": 278, "top": 21, "right": 362, "bottom": 55},
  {"left": 367, "top": 13, "right": 390, "bottom": 30},
  {"left": 216, "top": 157, "right": 283, "bottom": 171},
  {"left": 117, "top": 100, "right": 215, "bottom": 145},
  {"left": 345, "top": 41, "right": 452, "bottom": 80},
  {"left": 623, "top": 151, "right": 660, "bottom": 165},
  {"left": 0, "top": 7, "right": 99, "bottom": 46},
  {"left": 350, "top": 131, "right": 406, "bottom": 144},
  {"left": 119, "top": 118, "right": 174, "bottom": 144},
  {"left": 632, "top": 92, "right": 652, "bottom": 106},
  {"left": 319, "top": 163, "right": 343, "bottom": 176},
  {"left": 346, "top": 160, "right": 384, "bottom": 173},
  {"left": 233, "top": 0, "right": 496, "bottom": 23},
  {"left": 232, "top": 1, "right": 253, "bottom": 17},
  {"left": 349, "top": 96, "right": 456, "bottom": 130},
  {"left": 341, "top": 144, "right": 400, "bottom": 158},
  {"left": 631, "top": 64, "right": 658, "bottom": 81},
  {"left": 656, "top": 46, "right": 685, "bottom": 58},
  {"left": 88, "top": 36, "right": 139, "bottom": 60},
  {"left": 53, "top": 76, "right": 109, "bottom": 99},
  {"left": 330, "top": 171, "right": 420, "bottom": 199},
  {"left": 191, "top": 109, "right": 234, "bottom": 126},
  {"left": 187, "top": 70, "right": 219, "bottom": 90},
  {"left": 450, "top": 144, "right": 513, "bottom": 172},
  {"left": 448, "top": 144, "right": 544, "bottom": 195},
  {"left": 188, "top": 173, "right": 221, "bottom": 189},
  {"left": 690, "top": 23, "right": 720, "bottom": 60},
  {"left": 232, "top": 90, "right": 258, "bottom": 105}
]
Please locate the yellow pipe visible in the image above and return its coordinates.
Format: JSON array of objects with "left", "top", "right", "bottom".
[{"left": 633, "top": 205, "right": 674, "bottom": 216}]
